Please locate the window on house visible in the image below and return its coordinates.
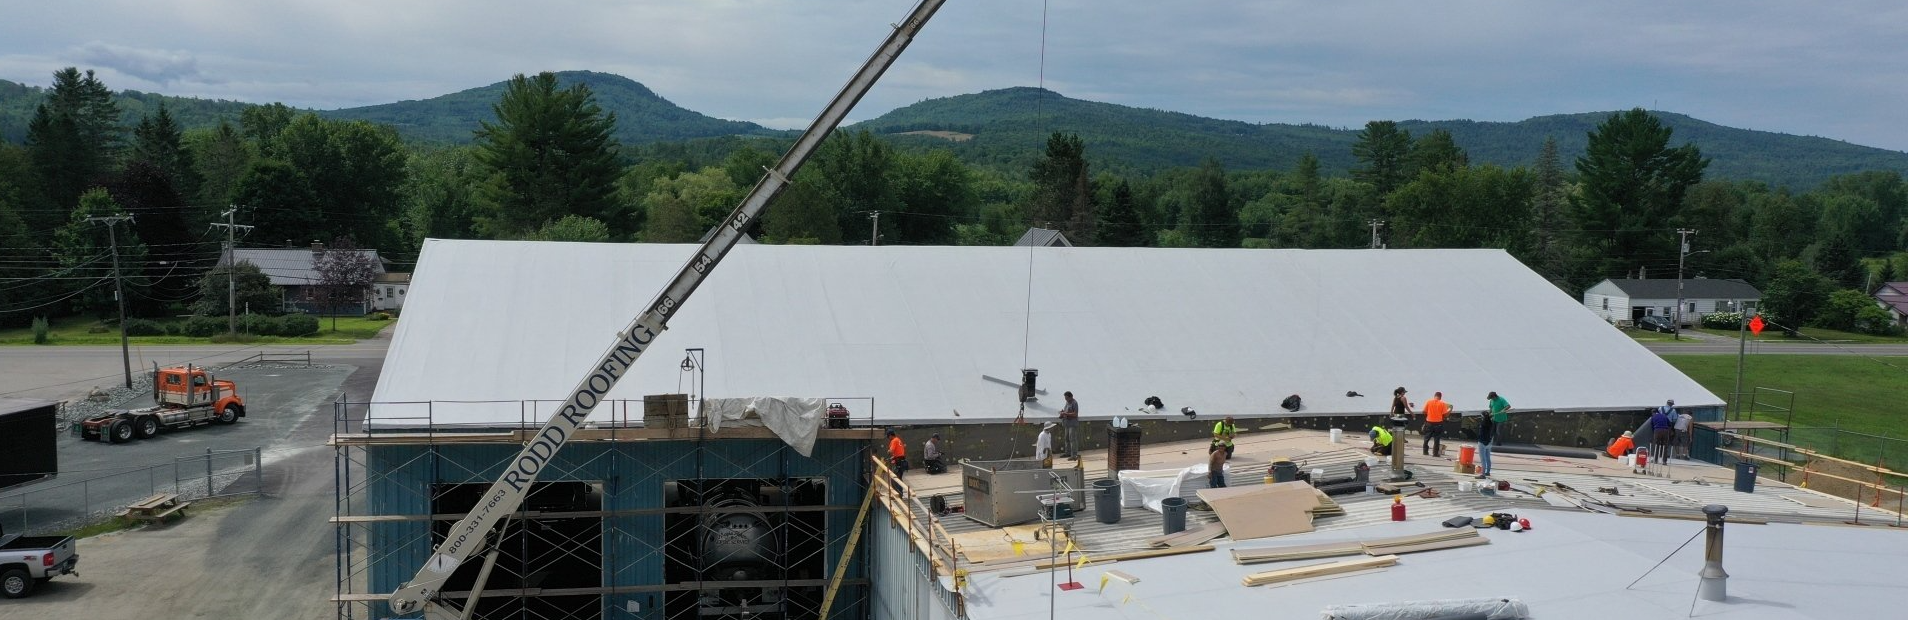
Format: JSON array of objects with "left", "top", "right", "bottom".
[
  {"left": 1689, "top": 302, "right": 1696, "bottom": 312},
  {"left": 1602, "top": 299, "right": 1609, "bottom": 310}
]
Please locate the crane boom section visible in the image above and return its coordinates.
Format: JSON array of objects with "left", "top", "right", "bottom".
[{"left": 388, "top": 0, "right": 947, "bottom": 615}]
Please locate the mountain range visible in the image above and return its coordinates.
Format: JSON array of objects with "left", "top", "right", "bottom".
[{"left": 4, "top": 70, "right": 1906, "bottom": 188}]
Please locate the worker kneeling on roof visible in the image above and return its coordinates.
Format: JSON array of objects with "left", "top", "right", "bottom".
[
  {"left": 1368, "top": 425, "right": 1394, "bottom": 456},
  {"left": 1212, "top": 416, "right": 1238, "bottom": 458},
  {"left": 1606, "top": 430, "right": 1635, "bottom": 459}
]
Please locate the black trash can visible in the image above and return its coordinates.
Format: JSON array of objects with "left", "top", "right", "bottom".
[
  {"left": 1160, "top": 497, "right": 1187, "bottom": 535},
  {"left": 1734, "top": 461, "right": 1759, "bottom": 493},
  {"left": 1093, "top": 479, "right": 1121, "bottom": 524},
  {"left": 1271, "top": 460, "right": 1298, "bottom": 483}
]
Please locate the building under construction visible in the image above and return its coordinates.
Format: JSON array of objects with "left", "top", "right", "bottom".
[{"left": 334, "top": 240, "right": 1765, "bottom": 620}]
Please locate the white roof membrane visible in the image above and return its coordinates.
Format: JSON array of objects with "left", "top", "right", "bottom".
[{"left": 368, "top": 240, "right": 1722, "bottom": 427}]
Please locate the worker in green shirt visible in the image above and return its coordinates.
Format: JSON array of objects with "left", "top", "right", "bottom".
[
  {"left": 1211, "top": 416, "right": 1238, "bottom": 458},
  {"left": 1486, "top": 391, "right": 1511, "bottom": 446}
]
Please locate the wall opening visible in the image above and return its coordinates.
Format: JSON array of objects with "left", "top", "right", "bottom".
[
  {"left": 663, "top": 477, "right": 827, "bottom": 620},
  {"left": 430, "top": 481, "right": 604, "bottom": 619}
]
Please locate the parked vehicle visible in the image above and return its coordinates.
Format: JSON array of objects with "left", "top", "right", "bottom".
[
  {"left": 1637, "top": 315, "right": 1676, "bottom": 333},
  {"left": 0, "top": 525, "right": 78, "bottom": 599},
  {"left": 79, "top": 364, "right": 245, "bottom": 443},
  {"left": 0, "top": 399, "right": 58, "bottom": 493}
]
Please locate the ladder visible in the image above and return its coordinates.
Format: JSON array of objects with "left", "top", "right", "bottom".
[{"left": 817, "top": 478, "right": 878, "bottom": 619}]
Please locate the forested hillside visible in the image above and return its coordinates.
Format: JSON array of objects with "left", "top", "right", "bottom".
[
  {"left": 320, "top": 70, "right": 777, "bottom": 145},
  {"left": 1, "top": 77, "right": 252, "bottom": 143}
]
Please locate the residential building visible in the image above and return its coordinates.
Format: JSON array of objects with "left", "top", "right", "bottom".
[
  {"left": 1876, "top": 281, "right": 1908, "bottom": 326},
  {"left": 219, "top": 243, "right": 386, "bottom": 314},
  {"left": 1582, "top": 278, "right": 1761, "bottom": 326}
]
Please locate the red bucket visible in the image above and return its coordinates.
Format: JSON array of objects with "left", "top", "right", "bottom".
[{"left": 1458, "top": 445, "right": 1476, "bottom": 466}]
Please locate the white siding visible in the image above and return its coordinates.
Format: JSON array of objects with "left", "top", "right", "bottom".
[
  {"left": 1582, "top": 292, "right": 1629, "bottom": 323},
  {"left": 1632, "top": 297, "right": 1754, "bottom": 326}
]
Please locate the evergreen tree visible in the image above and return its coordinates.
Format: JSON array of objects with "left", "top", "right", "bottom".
[
  {"left": 131, "top": 102, "right": 201, "bottom": 201},
  {"left": 473, "top": 72, "right": 623, "bottom": 238},
  {"left": 26, "top": 68, "right": 121, "bottom": 209},
  {"left": 1529, "top": 137, "right": 1568, "bottom": 279},
  {"left": 1570, "top": 108, "right": 1709, "bottom": 282},
  {"left": 188, "top": 121, "right": 253, "bottom": 210},
  {"left": 1095, "top": 180, "right": 1147, "bottom": 247},
  {"left": 1188, "top": 158, "right": 1239, "bottom": 248},
  {"left": 1026, "top": 132, "right": 1096, "bottom": 242},
  {"left": 1351, "top": 120, "right": 1411, "bottom": 195},
  {"left": 1408, "top": 129, "right": 1468, "bottom": 176}
]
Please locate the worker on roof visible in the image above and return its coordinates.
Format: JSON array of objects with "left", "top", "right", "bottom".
[
  {"left": 1212, "top": 416, "right": 1238, "bottom": 458},
  {"left": 1422, "top": 391, "right": 1451, "bottom": 457},
  {"left": 1486, "top": 391, "right": 1511, "bottom": 446},
  {"left": 1058, "top": 391, "right": 1081, "bottom": 460},
  {"left": 1207, "top": 441, "right": 1228, "bottom": 488},
  {"left": 1368, "top": 424, "right": 1394, "bottom": 456},
  {"left": 1675, "top": 408, "right": 1694, "bottom": 459},
  {"left": 923, "top": 433, "right": 945, "bottom": 474},
  {"left": 886, "top": 428, "right": 909, "bottom": 478},
  {"left": 1606, "top": 430, "right": 1636, "bottom": 459},
  {"left": 1650, "top": 400, "right": 1677, "bottom": 462},
  {"left": 1035, "top": 422, "right": 1055, "bottom": 468}
]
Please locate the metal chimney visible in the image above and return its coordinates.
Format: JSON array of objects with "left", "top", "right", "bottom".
[{"left": 1698, "top": 504, "right": 1729, "bottom": 601}]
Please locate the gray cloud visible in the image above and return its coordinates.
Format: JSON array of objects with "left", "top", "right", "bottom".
[{"left": 73, "top": 42, "right": 210, "bottom": 84}]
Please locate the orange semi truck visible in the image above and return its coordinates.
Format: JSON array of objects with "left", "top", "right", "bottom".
[{"left": 80, "top": 364, "right": 246, "bottom": 443}]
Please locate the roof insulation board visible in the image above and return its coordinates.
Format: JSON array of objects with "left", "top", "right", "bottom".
[{"left": 368, "top": 240, "right": 1721, "bottom": 428}]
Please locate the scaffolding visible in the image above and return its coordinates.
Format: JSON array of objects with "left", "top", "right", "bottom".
[{"left": 331, "top": 396, "right": 884, "bottom": 620}]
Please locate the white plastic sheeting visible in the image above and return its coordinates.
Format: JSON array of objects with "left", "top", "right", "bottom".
[
  {"left": 1321, "top": 598, "right": 1530, "bottom": 620},
  {"left": 1119, "top": 467, "right": 1196, "bottom": 513},
  {"left": 369, "top": 241, "right": 1723, "bottom": 428},
  {"left": 700, "top": 396, "right": 825, "bottom": 457}
]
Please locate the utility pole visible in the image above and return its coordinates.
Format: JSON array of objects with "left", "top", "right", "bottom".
[
  {"left": 1367, "top": 219, "right": 1385, "bottom": 249},
  {"left": 1732, "top": 300, "right": 1752, "bottom": 420},
  {"left": 868, "top": 211, "right": 881, "bottom": 246},
  {"left": 1674, "top": 229, "right": 1696, "bottom": 341},
  {"left": 87, "top": 215, "right": 135, "bottom": 389},
  {"left": 209, "top": 207, "right": 253, "bottom": 336}
]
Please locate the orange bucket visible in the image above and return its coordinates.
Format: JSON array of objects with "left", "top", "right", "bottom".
[{"left": 1458, "top": 445, "right": 1476, "bottom": 466}]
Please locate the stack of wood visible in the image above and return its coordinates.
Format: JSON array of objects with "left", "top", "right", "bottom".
[
  {"left": 1241, "top": 555, "right": 1399, "bottom": 587},
  {"left": 1230, "top": 528, "right": 1488, "bottom": 565}
]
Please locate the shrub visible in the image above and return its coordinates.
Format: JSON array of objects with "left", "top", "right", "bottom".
[
  {"left": 278, "top": 314, "right": 320, "bottom": 337},
  {"left": 31, "top": 317, "right": 50, "bottom": 344},
  {"left": 183, "top": 316, "right": 227, "bottom": 337},
  {"left": 122, "top": 318, "right": 167, "bottom": 336},
  {"left": 238, "top": 313, "right": 279, "bottom": 336},
  {"left": 86, "top": 325, "right": 110, "bottom": 334},
  {"left": 1701, "top": 312, "right": 1742, "bottom": 330},
  {"left": 368, "top": 311, "right": 392, "bottom": 321},
  {"left": 1854, "top": 305, "right": 1904, "bottom": 336}
]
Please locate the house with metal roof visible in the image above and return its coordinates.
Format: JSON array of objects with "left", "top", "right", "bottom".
[
  {"left": 1876, "top": 281, "right": 1908, "bottom": 327},
  {"left": 218, "top": 244, "right": 386, "bottom": 314},
  {"left": 1582, "top": 278, "right": 1762, "bottom": 327}
]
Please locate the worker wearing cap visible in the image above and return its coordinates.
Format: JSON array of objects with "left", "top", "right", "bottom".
[
  {"left": 1422, "top": 391, "right": 1451, "bottom": 457},
  {"left": 1486, "top": 391, "right": 1511, "bottom": 446},
  {"left": 1606, "top": 430, "right": 1636, "bottom": 459},
  {"left": 923, "top": 433, "right": 946, "bottom": 474},
  {"left": 886, "top": 429, "right": 909, "bottom": 478},
  {"left": 1650, "top": 400, "right": 1676, "bottom": 462},
  {"left": 1675, "top": 408, "right": 1694, "bottom": 459},
  {"left": 1212, "top": 416, "right": 1238, "bottom": 458},
  {"left": 1368, "top": 424, "right": 1394, "bottom": 456},
  {"left": 1035, "top": 422, "right": 1055, "bottom": 468}
]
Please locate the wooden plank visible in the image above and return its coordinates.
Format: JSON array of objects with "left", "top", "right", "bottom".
[
  {"left": 1362, "top": 535, "right": 1488, "bottom": 555},
  {"left": 1033, "top": 545, "right": 1213, "bottom": 570},
  {"left": 1241, "top": 555, "right": 1398, "bottom": 587},
  {"left": 1231, "top": 541, "right": 1365, "bottom": 565},
  {"left": 1166, "top": 523, "right": 1228, "bottom": 547},
  {"left": 1103, "top": 570, "right": 1140, "bottom": 585}
]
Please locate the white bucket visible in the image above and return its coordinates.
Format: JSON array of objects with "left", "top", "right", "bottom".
[
  {"left": 1329, "top": 428, "right": 1343, "bottom": 443},
  {"left": 1364, "top": 456, "right": 1380, "bottom": 468},
  {"left": 1458, "top": 481, "right": 1474, "bottom": 492},
  {"left": 1311, "top": 468, "right": 1325, "bottom": 481}
]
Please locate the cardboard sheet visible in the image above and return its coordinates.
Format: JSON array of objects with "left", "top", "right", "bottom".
[
  {"left": 1196, "top": 481, "right": 1321, "bottom": 541},
  {"left": 951, "top": 525, "right": 1072, "bottom": 564}
]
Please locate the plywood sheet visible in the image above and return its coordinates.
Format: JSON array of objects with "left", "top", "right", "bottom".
[
  {"left": 1196, "top": 482, "right": 1320, "bottom": 541},
  {"left": 954, "top": 524, "right": 1074, "bottom": 563}
]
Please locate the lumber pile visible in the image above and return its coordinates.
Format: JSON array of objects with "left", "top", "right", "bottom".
[
  {"left": 1359, "top": 528, "right": 1487, "bottom": 555},
  {"left": 1231, "top": 541, "right": 1365, "bottom": 564},
  {"left": 1241, "top": 555, "right": 1399, "bottom": 587}
]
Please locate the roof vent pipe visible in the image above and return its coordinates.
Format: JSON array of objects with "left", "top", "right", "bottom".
[{"left": 1698, "top": 504, "right": 1729, "bottom": 602}]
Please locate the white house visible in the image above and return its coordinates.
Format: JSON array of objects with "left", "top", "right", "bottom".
[
  {"left": 371, "top": 272, "right": 409, "bottom": 311},
  {"left": 1876, "top": 281, "right": 1908, "bottom": 327},
  {"left": 1583, "top": 278, "right": 1762, "bottom": 326}
]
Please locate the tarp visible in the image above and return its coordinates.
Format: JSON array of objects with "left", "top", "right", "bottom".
[
  {"left": 701, "top": 396, "right": 825, "bottom": 457},
  {"left": 1120, "top": 467, "right": 1196, "bottom": 513}
]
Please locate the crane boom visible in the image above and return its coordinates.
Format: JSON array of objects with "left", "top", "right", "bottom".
[{"left": 388, "top": 0, "right": 947, "bottom": 616}]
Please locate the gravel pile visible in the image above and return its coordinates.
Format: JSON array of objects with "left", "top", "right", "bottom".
[{"left": 55, "top": 376, "right": 153, "bottom": 428}]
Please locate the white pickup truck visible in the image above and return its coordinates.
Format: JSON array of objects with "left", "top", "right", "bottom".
[{"left": 0, "top": 526, "right": 78, "bottom": 599}]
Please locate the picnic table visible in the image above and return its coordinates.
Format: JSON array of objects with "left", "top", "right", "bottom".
[{"left": 118, "top": 493, "right": 191, "bottom": 522}]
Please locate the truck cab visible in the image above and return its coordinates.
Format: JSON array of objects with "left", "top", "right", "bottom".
[
  {"left": 79, "top": 364, "right": 246, "bottom": 443},
  {"left": 155, "top": 366, "right": 239, "bottom": 410}
]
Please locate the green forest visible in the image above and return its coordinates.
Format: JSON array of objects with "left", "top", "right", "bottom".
[{"left": 2, "top": 67, "right": 1905, "bottom": 338}]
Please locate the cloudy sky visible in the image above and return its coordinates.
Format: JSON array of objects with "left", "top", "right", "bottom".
[{"left": 4, "top": 0, "right": 1906, "bottom": 150}]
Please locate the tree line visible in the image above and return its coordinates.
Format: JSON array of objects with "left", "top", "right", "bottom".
[{"left": 3, "top": 68, "right": 1905, "bottom": 335}]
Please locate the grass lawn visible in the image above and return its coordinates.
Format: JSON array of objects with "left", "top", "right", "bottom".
[
  {"left": 1661, "top": 354, "right": 1908, "bottom": 462},
  {"left": 1686, "top": 326, "right": 1908, "bottom": 344},
  {"left": 0, "top": 314, "right": 391, "bottom": 346},
  {"left": 1625, "top": 329, "right": 1691, "bottom": 343}
]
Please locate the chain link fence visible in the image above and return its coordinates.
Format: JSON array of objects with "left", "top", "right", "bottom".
[{"left": 0, "top": 447, "right": 263, "bottom": 535}]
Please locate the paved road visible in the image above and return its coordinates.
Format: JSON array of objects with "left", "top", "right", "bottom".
[
  {"left": 0, "top": 341, "right": 389, "bottom": 402},
  {"left": 1646, "top": 341, "right": 1908, "bottom": 355}
]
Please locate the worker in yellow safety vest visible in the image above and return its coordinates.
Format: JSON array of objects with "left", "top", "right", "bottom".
[
  {"left": 1212, "top": 416, "right": 1238, "bottom": 458},
  {"left": 1368, "top": 425, "right": 1394, "bottom": 457}
]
